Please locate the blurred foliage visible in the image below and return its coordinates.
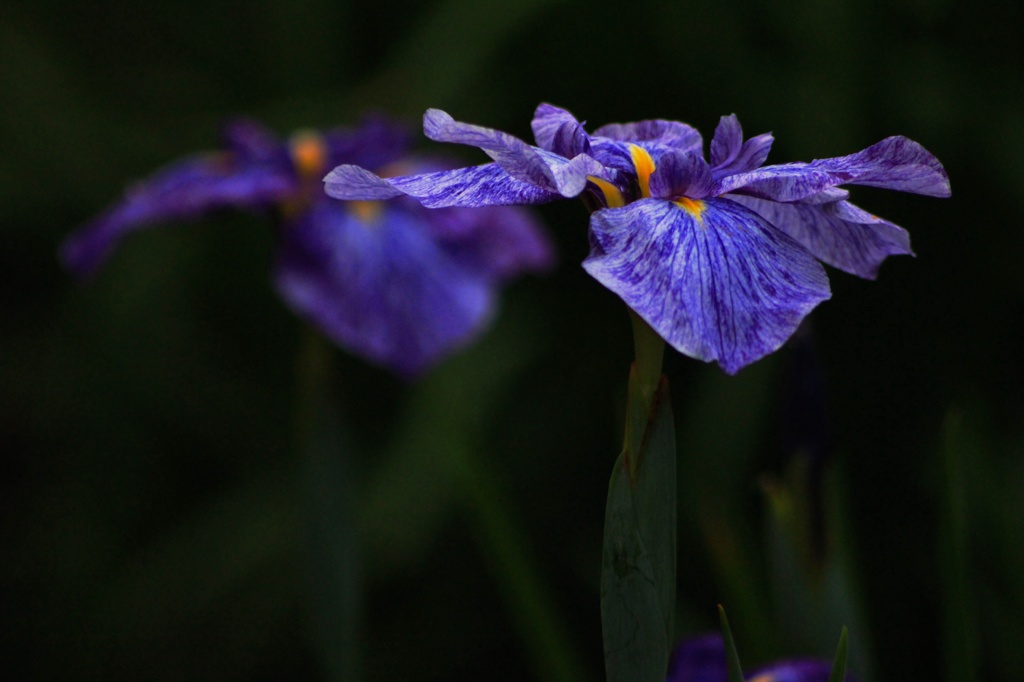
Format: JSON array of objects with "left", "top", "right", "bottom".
[{"left": 2, "top": 0, "right": 1023, "bottom": 680}]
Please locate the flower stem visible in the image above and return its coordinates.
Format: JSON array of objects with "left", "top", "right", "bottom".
[
  {"left": 293, "top": 328, "right": 360, "bottom": 682},
  {"left": 629, "top": 311, "right": 664, "bottom": 412}
]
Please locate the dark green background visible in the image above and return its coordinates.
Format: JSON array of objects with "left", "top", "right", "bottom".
[{"left": 3, "top": 0, "right": 1021, "bottom": 680}]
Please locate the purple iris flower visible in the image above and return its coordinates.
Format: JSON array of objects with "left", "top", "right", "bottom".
[
  {"left": 667, "top": 634, "right": 850, "bottom": 682},
  {"left": 325, "top": 104, "right": 949, "bottom": 374},
  {"left": 61, "top": 117, "right": 553, "bottom": 377}
]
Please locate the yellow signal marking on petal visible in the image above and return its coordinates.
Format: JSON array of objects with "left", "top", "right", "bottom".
[
  {"left": 629, "top": 144, "right": 656, "bottom": 198},
  {"left": 349, "top": 200, "right": 383, "bottom": 224},
  {"left": 289, "top": 129, "right": 328, "bottom": 179},
  {"left": 748, "top": 675, "right": 776, "bottom": 682},
  {"left": 588, "top": 176, "right": 625, "bottom": 208},
  {"left": 674, "top": 196, "right": 706, "bottom": 222}
]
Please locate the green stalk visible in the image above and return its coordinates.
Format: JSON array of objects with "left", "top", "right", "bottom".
[
  {"left": 941, "top": 411, "right": 978, "bottom": 682},
  {"left": 294, "top": 329, "right": 359, "bottom": 682},
  {"left": 601, "top": 311, "right": 676, "bottom": 682}
]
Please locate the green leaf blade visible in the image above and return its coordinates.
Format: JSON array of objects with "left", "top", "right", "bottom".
[
  {"left": 827, "top": 627, "right": 849, "bottom": 682},
  {"left": 718, "top": 605, "right": 746, "bottom": 682}
]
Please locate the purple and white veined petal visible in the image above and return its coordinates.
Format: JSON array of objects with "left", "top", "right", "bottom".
[
  {"left": 709, "top": 114, "right": 774, "bottom": 177},
  {"left": 710, "top": 163, "right": 853, "bottom": 202},
  {"left": 61, "top": 155, "right": 294, "bottom": 277},
  {"left": 712, "top": 136, "right": 949, "bottom": 202},
  {"left": 323, "top": 164, "right": 407, "bottom": 200},
  {"left": 729, "top": 194, "right": 913, "bottom": 279},
  {"left": 587, "top": 137, "right": 641, "bottom": 177},
  {"left": 648, "top": 149, "right": 715, "bottom": 200},
  {"left": 709, "top": 115, "right": 743, "bottom": 169},
  {"left": 423, "top": 109, "right": 597, "bottom": 197},
  {"left": 593, "top": 119, "right": 703, "bottom": 152},
  {"left": 531, "top": 103, "right": 592, "bottom": 158},
  {"left": 274, "top": 201, "right": 496, "bottom": 378},
  {"left": 583, "top": 197, "right": 830, "bottom": 374},
  {"left": 807, "top": 135, "right": 950, "bottom": 197},
  {"left": 802, "top": 187, "right": 850, "bottom": 204},
  {"left": 392, "top": 163, "right": 567, "bottom": 207},
  {"left": 325, "top": 162, "right": 562, "bottom": 208}
]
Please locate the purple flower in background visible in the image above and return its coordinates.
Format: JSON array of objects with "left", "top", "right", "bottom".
[
  {"left": 326, "top": 105, "right": 949, "bottom": 373},
  {"left": 667, "top": 634, "right": 851, "bottom": 682},
  {"left": 61, "top": 117, "right": 553, "bottom": 377}
]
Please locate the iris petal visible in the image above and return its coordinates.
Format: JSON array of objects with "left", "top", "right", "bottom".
[
  {"left": 323, "top": 164, "right": 407, "bottom": 200},
  {"left": 711, "top": 163, "right": 852, "bottom": 202},
  {"left": 802, "top": 187, "right": 850, "bottom": 204},
  {"left": 423, "top": 108, "right": 598, "bottom": 197},
  {"left": 326, "top": 162, "right": 562, "bottom": 208},
  {"left": 713, "top": 136, "right": 949, "bottom": 201},
  {"left": 391, "top": 163, "right": 566, "bottom": 207},
  {"left": 807, "top": 135, "right": 951, "bottom": 197},
  {"left": 274, "top": 201, "right": 495, "bottom": 377},
  {"left": 709, "top": 115, "right": 774, "bottom": 176},
  {"left": 730, "top": 195, "right": 913, "bottom": 279},
  {"left": 709, "top": 115, "right": 743, "bottom": 169},
  {"left": 584, "top": 198, "right": 830, "bottom": 374},
  {"left": 668, "top": 634, "right": 836, "bottom": 682},
  {"left": 648, "top": 149, "right": 715, "bottom": 200},
  {"left": 61, "top": 155, "right": 293, "bottom": 277},
  {"left": 593, "top": 119, "right": 703, "bottom": 152},
  {"left": 531, "top": 103, "right": 592, "bottom": 158}
]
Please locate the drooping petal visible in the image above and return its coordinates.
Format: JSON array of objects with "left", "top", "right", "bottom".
[
  {"left": 711, "top": 163, "right": 853, "bottom": 202},
  {"left": 593, "top": 119, "right": 703, "bottom": 152},
  {"left": 324, "top": 162, "right": 562, "bottom": 207},
  {"left": 648, "top": 149, "right": 715, "bottom": 200},
  {"left": 61, "top": 154, "right": 294, "bottom": 277},
  {"left": 531, "top": 103, "right": 592, "bottom": 157},
  {"left": 322, "top": 164, "right": 407, "bottom": 200},
  {"left": 729, "top": 194, "right": 913, "bottom": 279},
  {"left": 393, "top": 162, "right": 572, "bottom": 207},
  {"left": 807, "top": 135, "right": 951, "bottom": 197},
  {"left": 274, "top": 201, "right": 496, "bottom": 377},
  {"left": 584, "top": 197, "right": 831, "bottom": 374},
  {"left": 709, "top": 114, "right": 774, "bottom": 176},
  {"left": 423, "top": 109, "right": 598, "bottom": 197},
  {"left": 714, "top": 136, "right": 950, "bottom": 201},
  {"left": 802, "top": 187, "right": 850, "bottom": 204}
]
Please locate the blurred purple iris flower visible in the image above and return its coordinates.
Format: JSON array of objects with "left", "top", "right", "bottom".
[
  {"left": 61, "top": 117, "right": 553, "bottom": 377},
  {"left": 667, "top": 634, "right": 849, "bottom": 682},
  {"left": 325, "top": 105, "right": 949, "bottom": 373}
]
